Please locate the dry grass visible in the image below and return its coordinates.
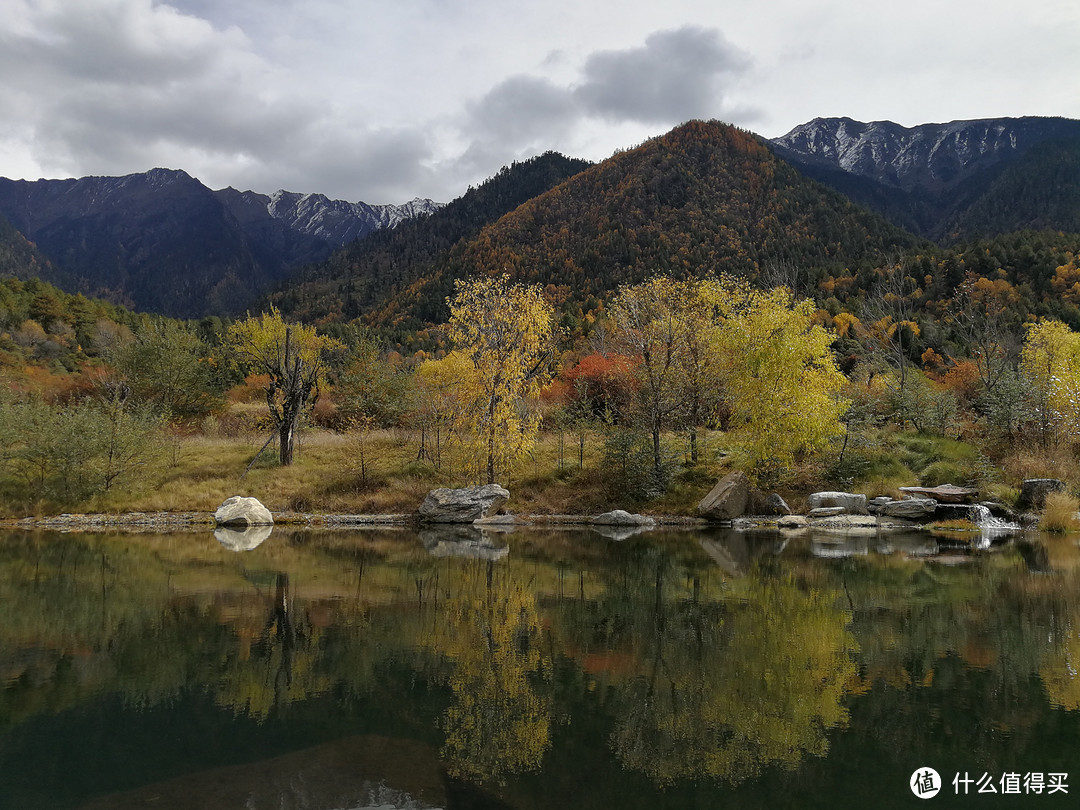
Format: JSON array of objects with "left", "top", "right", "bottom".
[
  {"left": 999, "top": 444, "right": 1080, "bottom": 490},
  {"left": 1041, "top": 490, "right": 1080, "bottom": 533}
]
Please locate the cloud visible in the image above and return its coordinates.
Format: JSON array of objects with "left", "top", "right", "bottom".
[
  {"left": 574, "top": 26, "right": 751, "bottom": 124},
  {"left": 451, "top": 25, "right": 754, "bottom": 189}
]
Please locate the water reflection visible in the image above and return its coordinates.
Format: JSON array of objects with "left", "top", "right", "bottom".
[
  {"left": 1, "top": 526, "right": 1079, "bottom": 808},
  {"left": 214, "top": 523, "right": 273, "bottom": 551}
]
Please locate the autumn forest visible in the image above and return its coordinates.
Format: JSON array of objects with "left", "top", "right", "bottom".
[{"left": 2, "top": 119, "right": 1080, "bottom": 519}]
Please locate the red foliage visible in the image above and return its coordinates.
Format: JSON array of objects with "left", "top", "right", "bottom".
[{"left": 559, "top": 352, "right": 639, "bottom": 418}]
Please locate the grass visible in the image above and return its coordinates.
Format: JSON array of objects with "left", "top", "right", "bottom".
[
  {"left": 1041, "top": 491, "right": 1080, "bottom": 533},
  {"left": 1, "top": 418, "right": 1076, "bottom": 520}
]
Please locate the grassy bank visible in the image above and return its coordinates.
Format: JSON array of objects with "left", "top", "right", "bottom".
[{"left": 0, "top": 423, "right": 1077, "bottom": 520}]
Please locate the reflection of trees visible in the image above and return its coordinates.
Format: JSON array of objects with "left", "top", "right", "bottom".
[
  {"left": 213, "top": 572, "right": 326, "bottom": 720},
  {"left": 609, "top": 571, "right": 857, "bottom": 785},
  {"left": 422, "top": 560, "right": 552, "bottom": 783}
]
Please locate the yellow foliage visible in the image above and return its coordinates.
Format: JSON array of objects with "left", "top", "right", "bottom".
[
  {"left": 713, "top": 282, "right": 849, "bottom": 470},
  {"left": 440, "top": 275, "right": 556, "bottom": 484},
  {"left": 1020, "top": 319, "right": 1080, "bottom": 443}
]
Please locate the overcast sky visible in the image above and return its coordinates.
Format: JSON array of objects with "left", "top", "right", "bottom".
[{"left": 2, "top": 0, "right": 1078, "bottom": 204}]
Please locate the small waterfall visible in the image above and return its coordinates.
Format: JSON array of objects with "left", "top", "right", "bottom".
[{"left": 972, "top": 504, "right": 1020, "bottom": 531}]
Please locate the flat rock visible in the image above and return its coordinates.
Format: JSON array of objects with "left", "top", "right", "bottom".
[
  {"left": 808, "top": 506, "right": 847, "bottom": 518},
  {"left": 215, "top": 496, "right": 274, "bottom": 527},
  {"left": 899, "top": 484, "right": 978, "bottom": 504},
  {"left": 418, "top": 485, "right": 509, "bottom": 523},
  {"left": 876, "top": 497, "right": 937, "bottom": 520}
]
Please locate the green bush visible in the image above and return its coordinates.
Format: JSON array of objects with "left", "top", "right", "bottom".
[{"left": 919, "top": 461, "right": 965, "bottom": 487}]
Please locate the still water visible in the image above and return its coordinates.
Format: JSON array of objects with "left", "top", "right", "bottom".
[{"left": 1, "top": 523, "right": 1078, "bottom": 809}]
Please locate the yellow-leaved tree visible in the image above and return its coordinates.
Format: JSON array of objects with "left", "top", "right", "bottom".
[
  {"left": 228, "top": 308, "right": 343, "bottom": 465},
  {"left": 1020, "top": 319, "right": 1080, "bottom": 447},
  {"left": 607, "top": 275, "right": 848, "bottom": 480},
  {"left": 608, "top": 277, "right": 725, "bottom": 474},
  {"left": 713, "top": 282, "right": 849, "bottom": 472},
  {"left": 440, "top": 275, "right": 556, "bottom": 484}
]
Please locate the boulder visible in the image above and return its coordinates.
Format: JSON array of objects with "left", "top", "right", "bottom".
[
  {"left": 418, "top": 485, "right": 510, "bottom": 523},
  {"left": 765, "top": 493, "right": 792, "bottom": 516},
  {"left": 1018, "top": 478, "right": 1066, "bottom": 510},
  {"left": 215, "top": 496, "right": 274, "bottom": 527},
  {"left": 807, "top": 491, "right": 868, "bottom": 515},
  {"left": 876, "top": 497, "right": 937, "bottom": 520},
  {"left": 698, "top": 471, "right": 750, "bottom": 520},
  {"left": 899, "top": 484, "right": 978, "bottom": 504},
  {"left": 593, "top": 510, "right": 656, "bottom": 526}
]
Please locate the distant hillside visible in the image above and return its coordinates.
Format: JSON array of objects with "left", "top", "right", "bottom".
[
  {"left": 946, "top": 137, "right": 1080, "bottom": 240},
  {"left": 0, "top": 170, "right": 439, "bottom": 318},
  {"left": 364, "top": 120, "right": 924, "bottom": 336},
  {"left": 771, "top": 116, "right": 1080, "bottom": 240},
  {"left": 269, "top": 151, "right": 593, "bottom": 323},
  {"left": 0, "top": 214, "right": 55, "bottom": 283}
]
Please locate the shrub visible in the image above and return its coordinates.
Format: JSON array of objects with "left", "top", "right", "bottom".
[
  {"left": 1041, "top": 491, "right": 1080, "bottom": 533},
  {"left": 919, "top": 461, "right": 965, "bottom": 487}
]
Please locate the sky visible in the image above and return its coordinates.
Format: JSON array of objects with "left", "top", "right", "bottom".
[{"left": 1, "top": 0, "right": 1078, "bottom": 204}]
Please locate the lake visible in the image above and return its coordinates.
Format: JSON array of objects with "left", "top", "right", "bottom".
[{"left": 1, "top": 522, "right": 1078, "bottom": 809}]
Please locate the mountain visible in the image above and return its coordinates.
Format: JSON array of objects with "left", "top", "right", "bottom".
[
  {"left": 356, "top": 120, "right": 924, "bottom": 337},
  {"left": 0, "top": 169, "right": 440, "bottom": 318},
  {"left": 770, "top": 116, "right": 1080, "bottom": 240},
  {"left": 269, "top": 151, "right": 593, "bottom": 324}
]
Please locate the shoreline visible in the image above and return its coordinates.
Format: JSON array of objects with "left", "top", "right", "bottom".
[{"left": 0, "top": 509, "right": 1022, "bottom": 534}]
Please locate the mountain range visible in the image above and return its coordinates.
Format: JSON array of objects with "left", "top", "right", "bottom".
[
  {"left": 1, "top": 115, "right": 1078, "bottom": 325},
  {"left": 770, "top": 115, "right": 1080, "bottom": 240},
  {"left": 0, "top": 169, "right": 440, "bottom": 317}
]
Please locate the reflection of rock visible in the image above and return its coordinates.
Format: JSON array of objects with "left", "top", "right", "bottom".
[
  {"left": 214, "top": 524, "right": 273, "bottom": 551},
  {"left": 1017, "top": 540, "right": 1052, "bottom": 573},
  {"left": 874, "top": 535, "right": 939, "bottom": 557},
  {"left": 214, "top": 495, "right": 274, "bottom": 527},
  {"left": 418, "top": 485, "right": 509, "bottom": 523},
  {"left": 811, "top": 537, "right": 869, "bottom": 558},
  {"left": 592, "top": 524, "right": 652, "bottom": 541},
  {"left": 76, "top": 735, "right": 446, "bottom": 810},
  {"left": 420, "top": 526, "right": 509, "bottom": 560},
  {"left": 697, "top": 471, "right": 750, "bottom": 520},
  {"left": 700, "top": 531, "right": 787, "bottom": 576}
]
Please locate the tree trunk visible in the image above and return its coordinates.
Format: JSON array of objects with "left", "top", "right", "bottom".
[{"left": 279, "top": 414, "right": 297, "bottom": 465}]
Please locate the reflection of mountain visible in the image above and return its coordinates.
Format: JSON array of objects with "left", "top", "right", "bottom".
[{"left": 75, "top": 735, "right": 446, "bottom": 810}]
